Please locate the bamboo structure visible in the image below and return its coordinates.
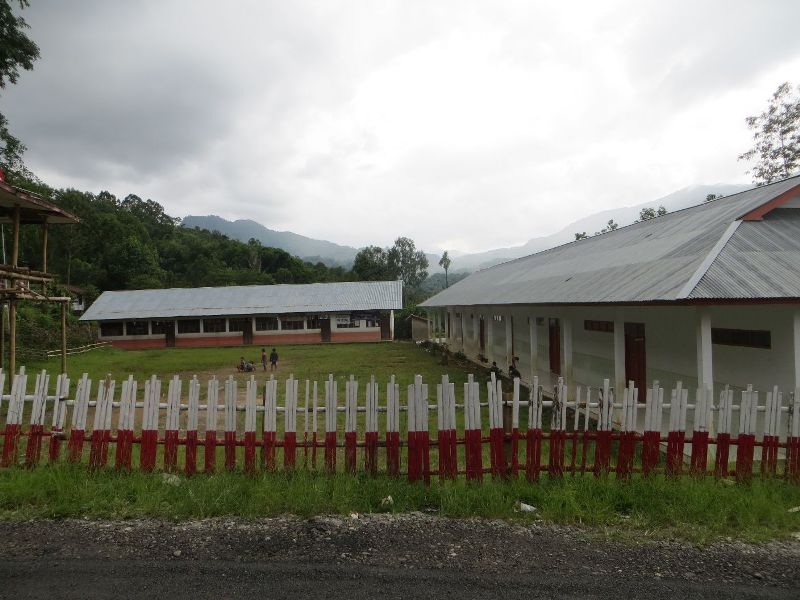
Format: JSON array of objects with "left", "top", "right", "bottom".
[{"left": 0, "top": 180, "right": 80, "bottom": 374}]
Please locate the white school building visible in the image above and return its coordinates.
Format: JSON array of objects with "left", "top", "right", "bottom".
[{"left": 421, "top": 176, "right": 800, "bottom": 399}]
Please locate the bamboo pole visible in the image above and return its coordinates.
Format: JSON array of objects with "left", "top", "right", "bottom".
[
  {"left": 11, "top": 205, "right": 20, "bottom": 267},
  {"left": 8, "top": 298, "right": 15, "bottom": 376},
  {"left": 41, "top": 222, "right": 48, "bottom": 273},
  {"left": 60, "top": 301, "right": 67, "bottom": 374}
]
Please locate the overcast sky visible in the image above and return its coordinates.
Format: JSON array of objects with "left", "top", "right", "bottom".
[{"left": 4, "top": 0, "right": 800, "bottom": 254}]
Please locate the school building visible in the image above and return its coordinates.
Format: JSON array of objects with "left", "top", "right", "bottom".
[
  {"left": 420, "top": 176, "right": 800, "bottom": 399},
  {"left": 81, "top": 280, "right": 402, "bottom": 349}
]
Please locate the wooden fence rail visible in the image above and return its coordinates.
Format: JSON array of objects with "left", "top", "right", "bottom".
[{"left": 1, "top": 367, "right": 799, "bottom": 483}]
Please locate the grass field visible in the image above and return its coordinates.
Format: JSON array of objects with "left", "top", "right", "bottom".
[
  {"left": 6, "top": 341, "right": 800, "bottom": 542},
  {"left": 25, "top": 341, "right": 480, "bottom": 389},
  {"left": 2, "top": 465, "right": 800, "bottom": 543}
]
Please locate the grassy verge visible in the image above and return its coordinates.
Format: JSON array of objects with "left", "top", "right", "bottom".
[{"left": 2, "top": 465, "right": 800, "bottom": 544}]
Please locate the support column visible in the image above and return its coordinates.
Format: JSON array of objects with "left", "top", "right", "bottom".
[
  {"left": 8, "top": 299, "right": 15, "bottom": 376},
  {"left": 389, "top": 309, "right": 395, "bottom": 341},
  {"left": 486, "top": 314, "right": 495, "bottom": 365},
  {"left": 696, "top": 308, "right": 713, "bottom": 392},
  {"left": 561, "top": 316, "right": 573, "bottom": 383},
  {"left": 444, "top": 309, "right": 450, "bottom": 343},
  {"left": 505, "top": 315, "right": 513, "bottom": 368},
  {"left": 614, "top": 310, "right": 626, "bottom": 394},
  {"left": 529, "top": 316, "right": 538, "bottom": 382},
  {"left": 459, "top": 311, "right": 465, "bottom": 352},
  {"left": 427, "top": 310, "right": 432, "bottom": 340},
  {"left": 60, "top": 302, "right": 67, "bottom": 374},
  {"left": 472, "top": 313, "right": 478, "bottom": 349},
  {"left": 41, "top": 221, "right": 49, "bottom": 273},
  {"left": 792, "top": 309, "right": 799, "bottom": 391}
]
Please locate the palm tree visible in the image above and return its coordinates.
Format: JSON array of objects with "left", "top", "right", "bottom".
[{"left": 438, "top": 250, "right": 451, "bottom": 287}]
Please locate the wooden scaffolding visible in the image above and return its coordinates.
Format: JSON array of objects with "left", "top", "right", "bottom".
[{"left": 0, "top": 180, "right": 80, "bottom": 374}]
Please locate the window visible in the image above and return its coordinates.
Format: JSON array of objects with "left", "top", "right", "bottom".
[
  {"left": 536, "top": 317, "right": 544, "bottom": 326},
  {"left": 306, "top": 316, "right": 321, "bottom": 329},
  {"left": 228, "top": 318, "right": 250, "bottom": 332},
  {"left": 256, "top": 317, "right": 279, "bottom": 331},
  {"left": 584, "top": 320, "right": 614, "bottom": 333},
  {"left": 365, "top": 318, "right": 380, "bottom": 328},
  {"left": 151, "top": 320, "right": 173, "bottom": 334},
  {"left": 125, "top": 321, "right": 149, "bottom": 336},
  {"left": 100, "top": 322, "right": 124, "bottom": 337},
  {"left": 177, "top": 319, "right": 201, "bottom": 334},
  {"left": 337, "top": 315, "right": 360, "bottom": 328},
  {"left": 493, "top": 315, "right": 504, "bottom": 322},
  {"left": 281, "top": 318, "right": 305, "bottom": 330},
  {"left": 203, "top": 318, "right": 226, "bottom": 333},
  {"left": 712, "top": 328, "right": 771, "bottom": 349}
]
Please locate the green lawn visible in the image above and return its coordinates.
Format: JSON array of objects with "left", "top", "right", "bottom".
[
  {"left": 2, "top": 465, "right": 800, "bottom": 543},
  {"left": 25, "top": 341, "right": 480, "bottom": 389}
]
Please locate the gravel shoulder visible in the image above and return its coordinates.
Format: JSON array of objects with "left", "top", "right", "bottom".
[{"left": 1, "top": 515, "right": 799, "bottom": 599}]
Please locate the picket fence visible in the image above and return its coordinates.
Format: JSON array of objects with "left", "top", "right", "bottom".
[{"left": 1, "top": 367, "right": 800, "bottom": 483}]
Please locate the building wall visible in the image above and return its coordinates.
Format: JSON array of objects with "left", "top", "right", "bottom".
[
  {"left": 98, "top": 311, "right": 389, "bottom": 349},
  {"left": 445, "top": 303, "right": 799, "bottom": 396}
]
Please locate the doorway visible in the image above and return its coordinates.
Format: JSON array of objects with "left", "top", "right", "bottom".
[
  {"left": 242, "top": 320, "right": 253, "bottom": 345},
  {"left": 379, "top": 314, "right": 391, "bottom": 340},
  {"left": 548, "top": 318, "right": 561, "bottom": 375},
  {"left": 624, "top": 322, "right": 646, "bottom": 393},
  {"left": 320, "top": 318, "right": 332, "bottom": 342}
]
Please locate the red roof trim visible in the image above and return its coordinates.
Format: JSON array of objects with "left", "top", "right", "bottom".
[{"left": 740, "top": 182, "right": 800, "bottom": 221}]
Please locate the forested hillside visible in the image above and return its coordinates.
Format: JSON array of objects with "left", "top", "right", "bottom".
[{"left": 9, "top": 176, "right": 356, "bottom": 304}]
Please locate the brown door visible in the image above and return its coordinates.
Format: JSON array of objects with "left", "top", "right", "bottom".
[
  {"left": 242, "top": 320, "right": 253, "bottom": 345},
  {"left": 479, "top": 317, "right": 486, "bottom": 352},
  {"left": 624, "top": 322, "right": 646, "bottom": 392},
  {"left": 379, "top": 314, "right": 391, "bottom": 340},
  {"left": 548, "top": 318, "right": 561, "bottom": 375},
  {"left": 165, "top": 325, "right": 175, "bottom": 348},
  {"left": 320, "top": 318, "right": 332, "bottom": 342}
]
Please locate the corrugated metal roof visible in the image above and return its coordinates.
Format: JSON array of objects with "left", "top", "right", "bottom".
[
  {"left": 421, "top": 177, "right": 800, "bottom": 307},
  {"left": 690, "top": 209, "right": 800, "bottom": 299},
  {"left": 80, "top": 281, "right": 403, "bottom": 321}
]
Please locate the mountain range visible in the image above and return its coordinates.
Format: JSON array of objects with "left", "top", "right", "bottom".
[{"left": 181, "top": 183, "right": 749, "bottom": 274}]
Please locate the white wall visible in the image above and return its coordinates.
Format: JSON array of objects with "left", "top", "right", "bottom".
[{"left": 452, "top": 303, "right": 797, "bottom": 397}]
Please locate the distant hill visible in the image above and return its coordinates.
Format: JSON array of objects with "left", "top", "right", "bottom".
[
  {"left": 181, "top": 215, "right": 359, "bottom": 267},
  {"left": 183, "top": 183, "right": 750, "bottom": 275},
  {"left": 447, "top": 184, "right": 750, "bottom": 272}
]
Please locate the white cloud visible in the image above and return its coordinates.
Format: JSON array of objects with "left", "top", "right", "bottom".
[{"left": 3, "top": 0, "right": 800, "bottom": 254}]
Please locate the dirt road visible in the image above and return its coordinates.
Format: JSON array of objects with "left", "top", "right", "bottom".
[{"left": 1, "top": 515, "right": 798, "bottom": 599}]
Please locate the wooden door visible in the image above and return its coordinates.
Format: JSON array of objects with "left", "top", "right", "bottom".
[
  {"left": 241, "top": 320, "right": 253, "bottom": 345},
  {"left": 479, "top": 317, "right": 486, "bottom": 352},
  {"left": 165, "top": 326, "right": 175, "bottom": 348},
  {"left": 320, "top": 318, "right": 331, "bottom": 342},
  {"left": 379, "top": 314, "right": 391, "bottom": 340},
  {"left": 548, "top": 318, "right": 561, "bottom": 375},
  {"left": 624, "top": 322, "right": 646, "bottom": 393}
]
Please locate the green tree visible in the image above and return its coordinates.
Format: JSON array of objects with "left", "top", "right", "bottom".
[
  {"left": 387, "top": 236, "right": 428, "bottom": 289},
  {"left": 353, "top": 245, "right": 390, "bottom": 281},
  {"left": 739, "top": 82, "right": 800, "bottom": 185},
  {"left": 635, "top": 205, "right": 667, "bottom": 222},
  {"left": 438, "top": 250, "right": 451, "bottom": 287},
  {"left": 0, "top": 0, "right": 40, "bottom": 178},
  {"left": 595, "top": 219, "right": 618, "bottom": 235},
  {"left": 574, "top": 232, "right": 588, "bottom": 240},
  {"left": 705, "top": 193, "right": 719, "bottom": 203}
]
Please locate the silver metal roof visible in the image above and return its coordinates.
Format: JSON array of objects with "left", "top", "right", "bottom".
[
  {"left": 421, "top": 177, "right": 800, "bottom": 307},
  {"left": 690, "top": 209, "right": 800, "bottom": 299},
  {"left": 81, "top": 281, "right": 403, "bottom": 321}
]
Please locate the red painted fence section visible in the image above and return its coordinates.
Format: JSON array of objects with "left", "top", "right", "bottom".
[{"left": 1, "top": 368, "right": 799, "bottom": 486}]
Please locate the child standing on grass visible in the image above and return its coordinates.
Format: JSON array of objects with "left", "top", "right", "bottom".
[
  {"left": 269, "top": 347, "right": 279, "bottom": 371},
  {"left": 261, "top": 348, "right": 267, "bottom": 372}
]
